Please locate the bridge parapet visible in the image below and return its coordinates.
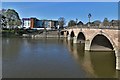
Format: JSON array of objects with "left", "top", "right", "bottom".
[{"left": 67, "top": 25, "right": 119, "bottom": 30}]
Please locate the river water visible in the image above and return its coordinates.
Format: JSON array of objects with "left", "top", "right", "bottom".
[{"left": 2, "top": 37, "right": 120, "bottom": 78}]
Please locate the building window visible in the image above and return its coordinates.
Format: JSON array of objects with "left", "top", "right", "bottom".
[{"left": 28, "top": 21, "right": 29, "bottom": 26}]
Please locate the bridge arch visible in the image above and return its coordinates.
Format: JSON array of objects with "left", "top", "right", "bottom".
[
  {"left": 66, "top": 31, "right": 69, "bottom": 35},
  {"left": 77, "top": 32, "right": 86, "bottom": 43},
  {"left": 60, "top": 31, "right": 64, "bottom": 35},
  {"left": 60, "top": 31, "right": 69, "bottom": 36},
  {"left": 89, "top": 32, "right": 116, "bottom": 52},
  {"left": 70, "top": 31, "right": 75, "bottom": 38}
]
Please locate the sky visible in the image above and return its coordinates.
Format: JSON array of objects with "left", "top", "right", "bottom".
[
  {"left": 1, "top": 0, "right": 119, "bottom": 2},
  {"left": 1, "top": 2, "right": 118, "bottom": 24}
]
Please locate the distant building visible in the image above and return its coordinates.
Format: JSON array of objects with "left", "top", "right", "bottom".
[
  {"left": 37, "top": 20, "right": 44, "bottom": 28},
  {"left": 53, "top": 20, "right": 59, "bottom": 29},
  {"left": 30, "top": 18, "right": 41, "bottom": 28},
  {"left": 22, "top": 18, "right": 43, "bottom": 29},
  {"left": 110, "top": 20, "right": 119, "bottom": 26},
  {"left": 22, "top": 17, "right": 59, "bottom": 30},
  {"left": 43, "top": 20, "right": 59, "bottom": 29},
  {"left": 22, "top": 18, "right": 31, "bottom": 29}
]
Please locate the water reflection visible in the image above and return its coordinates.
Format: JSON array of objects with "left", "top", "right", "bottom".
[
  {"left": 2, "top": 38, "right": 22, "bottom": 59},
  {"left": 3, "top": 38, "right": 87, "bottom": 78},
  {"left": 66, "top": 40, "right": 119, "bottom": 78},
  {"left": 2, "top": 38, "right": 120, "bottom": 78},
  {"left": 90, "top": 51, "right": 116, "bottom": 78}
]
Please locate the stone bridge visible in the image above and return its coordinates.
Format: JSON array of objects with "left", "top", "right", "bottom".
[{"left": 62, "top": 27, "right": 120, "bottom": 70}]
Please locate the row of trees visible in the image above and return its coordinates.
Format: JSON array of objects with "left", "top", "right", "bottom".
[
  {"left": 57, "top": 16, "right": 119, "bottom": 28},
  {"left": 1, "top": 9, "right": 22, "bottom": 29},
  {"left": 68, "top": 18, "right": 120, "bottom": 28}
]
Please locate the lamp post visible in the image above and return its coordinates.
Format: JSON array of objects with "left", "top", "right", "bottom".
[
  {"left": 88, "top": 13, "right": 92, "bottom": 27},
  {"left": 76, "top": 18, "right": 78, "bottom": 28}
]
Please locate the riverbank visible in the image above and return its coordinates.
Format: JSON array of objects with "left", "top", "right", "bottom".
[
  {"left": 2, "top": 29, "right": 66, "bottom": 38},
  {"left": 2, "top": 30, "right": 22, "bottom": 38},
  {"left": 22, "top": 30, "right": 65, "bottom": 38}
]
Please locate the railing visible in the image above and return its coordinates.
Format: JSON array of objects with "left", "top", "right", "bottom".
[{"left": 66, "top": 25, "right": 120, "bottom": 30}]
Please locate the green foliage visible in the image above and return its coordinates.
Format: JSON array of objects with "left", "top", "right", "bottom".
[
  {"left": 58, "top": 17, "right": 65, "bottom": 28},
  {"left": 1, "top": 9, "right": 22, "bottom": 29},
  {"left": 68, "top": 20, "right": 76, "bottom": 27},
  {"left": 92, "top": 20, "right": 101, "bottom": 26},
  {"left": 103, "top": 18, "right": 109, "bottom": 27}
]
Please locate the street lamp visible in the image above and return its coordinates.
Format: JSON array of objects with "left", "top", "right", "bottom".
[
  {"left": 88, "top": 13, "right": 92, "bottom": 27},
  {"left": 76, "top": 18, "right": 78, "bottom": 28},
  {"left": 88, "top": 13, "right": 91, "bottom": 23}
]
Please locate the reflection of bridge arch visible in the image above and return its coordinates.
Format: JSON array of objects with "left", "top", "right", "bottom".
[
  {"left": 89, "top": 51, "right": 116, "bottom": 78},
  {"left": 66, "top": 40, "right": 117, "bottom": 77},
  {"left": 66, "top": 41, "right": 96, "bottom": 77}
]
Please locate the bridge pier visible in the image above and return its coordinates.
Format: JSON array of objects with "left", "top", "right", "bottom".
[
  {"left": 73, "top": 37, "right": 91, "bottom": 51},
  {"left": 67, "top": 35, "right": 71, "bottom": 40},
  {"left": 85, "top": 40, "right": 91, "bottom": 51},
  {"left": 116, "top": 50, "right": 120, "bottom": 70},
  {"left": 73, "top": 36, "right": 78, "bottom": 43},
  {"left": 63, "top": 31, "right": 67, "bottom": 38}
]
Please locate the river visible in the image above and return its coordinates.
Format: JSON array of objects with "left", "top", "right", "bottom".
[{"left": 2, "top": 37, "right": 120, "bottom": 78}]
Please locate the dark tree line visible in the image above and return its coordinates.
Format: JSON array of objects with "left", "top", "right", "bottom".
[{"left": 67, "top": 18, "right": 120, "bottom": 28}]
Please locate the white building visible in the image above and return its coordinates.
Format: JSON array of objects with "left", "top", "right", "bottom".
[{"left": 22, "top": 18, "right": 31, "bottom": 29}]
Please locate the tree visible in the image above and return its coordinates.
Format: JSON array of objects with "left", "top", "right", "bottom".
[
  {"left": 0, "top": 9, "right": 7, "bottom": 28},
  {"left": 15, "top": 19, "right": 22, "bottom": 27},
  {"left": 68, "top": 20, "right": 76, "bottom": 27},
  {"left": 1, "top": 14, "right": 7, "bottom": 28},
  {"left": 103, "top": 18, "right": 110, "bottom": 27},
  {"left": 2, "top": 9, "right": 22, "bottom": 29},
  {"left": 93, "top": 20, "right": 101, "bottom": 27},
  {"left": 58, "top": 17, "right": 65, "bottom": 29}
]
